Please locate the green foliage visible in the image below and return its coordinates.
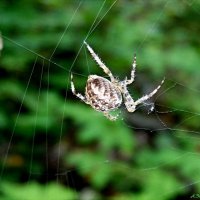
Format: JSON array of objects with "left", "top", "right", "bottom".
[
  {"left": 0, "top": 182, "right": 76, "bottom": 200},
  {"left": 0, "top": 0, "right": 200, "bottom": 199}
]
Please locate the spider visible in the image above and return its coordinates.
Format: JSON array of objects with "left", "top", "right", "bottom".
[{"left": 71, "top": 41, "right": 164, "bottom": 121}]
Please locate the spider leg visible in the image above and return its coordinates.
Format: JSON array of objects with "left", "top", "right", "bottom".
[
  {"left": 84, "top": 41, "right": 115, "bottom": 82},
  {"left": 71, "top": 73, "right": 89, "bottom": 104},
  {"left": 134, "top": 78, "right": 165, "bottom": 106},
  {"left": 124, "top": 54, "right": 137, "bottom": 85},
  {"left": 103, "top": 111, "right": 119, "bottom": 121},
  {"left": 121, "top": 84, "right": 136, "bottom": 113}
]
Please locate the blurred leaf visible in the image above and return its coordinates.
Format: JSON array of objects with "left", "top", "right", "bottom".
[{"left": 0, "top": 182, "right": 77, "bottom": 200}]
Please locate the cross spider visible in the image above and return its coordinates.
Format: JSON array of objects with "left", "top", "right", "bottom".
[{"left": 71, "top": 41, "right": 164, "bottom": 121}]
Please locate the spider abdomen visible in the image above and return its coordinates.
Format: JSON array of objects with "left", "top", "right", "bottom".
[{"left": 85, "top": 75, "right": 122, "bottom": 112}]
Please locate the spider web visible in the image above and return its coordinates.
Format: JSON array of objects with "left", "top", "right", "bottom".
[{"left": 0, "top": 0, "right": 200, "bottom": 199}]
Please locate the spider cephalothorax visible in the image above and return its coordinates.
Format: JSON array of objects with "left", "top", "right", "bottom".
[{"left": 71, "top": 41, "right": 164, "bottom": 120}]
